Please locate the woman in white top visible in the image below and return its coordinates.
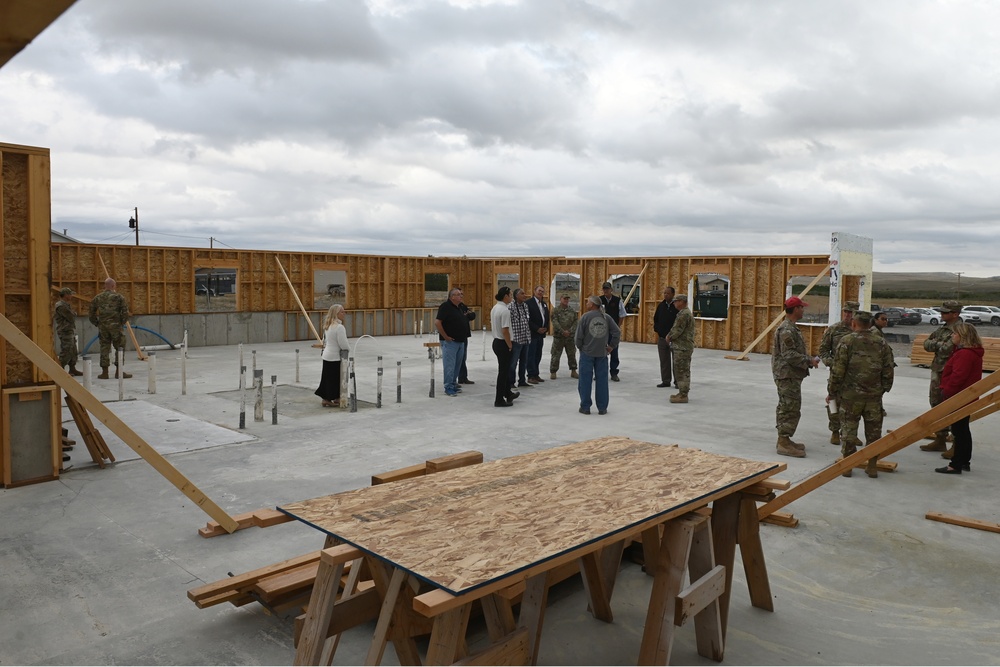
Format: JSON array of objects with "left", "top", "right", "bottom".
[{"left": 314, "top": 304, "right": 349, "bottom": 407}]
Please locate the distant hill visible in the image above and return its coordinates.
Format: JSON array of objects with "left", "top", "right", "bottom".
[{"left": 872, "top": 272, "right": 1000, "bottom": 300}]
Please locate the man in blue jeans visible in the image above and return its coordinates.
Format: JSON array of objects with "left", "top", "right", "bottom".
[
  {"left": 434, "top": 288, "right": 471, "bottom": 397},
  {"left": 575, "top": 295, "right": 620, "bottom": 415},
  {"left": 508, "top": 288, "right": 532, "bottom": 388}
]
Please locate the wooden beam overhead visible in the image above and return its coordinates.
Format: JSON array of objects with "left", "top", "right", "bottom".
[{"left": 0, "top": 0, "right": 78, "bottom": 69}]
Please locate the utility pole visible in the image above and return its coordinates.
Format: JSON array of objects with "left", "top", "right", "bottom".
[
  {"left": 128, "top": 207, "right": 139, "bottom": 246},
  {"left": 209, "top": 236, "right": 214, "bottom": 249},
  {"left": 956, "top": 271, "right": 963, "bottom": 300}
]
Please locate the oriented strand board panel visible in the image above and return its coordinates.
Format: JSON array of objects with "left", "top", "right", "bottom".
[
  {"left": 281, "top": 437, "right": 780, "bottom": 595},
  {"left": 2, "top": 144, "right": 53, "bottom": 385}
]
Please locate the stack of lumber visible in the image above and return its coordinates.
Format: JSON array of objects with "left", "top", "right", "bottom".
[{"left": 911, "top": 333, "right": 1000, "bottom": 371}]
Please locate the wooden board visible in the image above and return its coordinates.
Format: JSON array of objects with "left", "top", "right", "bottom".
[
  {"left": 925, "top": 512, "right": 1000, "bottom": 534},
  {"left": 0, "top": 314, "right": 238, "bottom": 533},
  {"left": 910, "top": 333, "right": 1000, "bottom": 371},
  {"left": 281, "top": 437, "right": 782, "bottom": 596}
]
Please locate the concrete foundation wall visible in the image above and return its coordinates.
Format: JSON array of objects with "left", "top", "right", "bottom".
[{"left": 71, "top": 312, "right": 293, "bottom": 355}]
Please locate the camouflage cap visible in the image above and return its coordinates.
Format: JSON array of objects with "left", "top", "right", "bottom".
[
  {"left": 672, "top": 294, "right": 688, "bottom": 303},
  {"left": 940, "top": 300, "right": 963, "bottom": 313},
  {"left": 843, "top": 300, "right": 860, "bottom": 311},
  {"left": 59, "top": 287, "right": 74, "bottom": 296},
  {"left": 853, "top": 310, "right": 873, "bottom": 324}
]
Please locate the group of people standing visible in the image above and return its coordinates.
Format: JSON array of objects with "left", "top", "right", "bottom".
[
  {"left": 770, "top": 296, "right": 984, "bottom": 477},
  {"left": 54, "top": 278, "right": 134, "bottom": 380}
]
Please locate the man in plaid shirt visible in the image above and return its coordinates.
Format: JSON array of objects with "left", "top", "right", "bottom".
[{"left": 508, "top": 288, "right": 532, "bottom": 388}]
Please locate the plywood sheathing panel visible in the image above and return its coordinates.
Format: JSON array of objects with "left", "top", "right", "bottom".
[{"left": 281, "top": 437, "right": 779, "bottom": 595}]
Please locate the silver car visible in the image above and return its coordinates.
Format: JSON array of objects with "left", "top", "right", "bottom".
[{"left": 962, "top": 305, "right": 1000, "bottom": 326}]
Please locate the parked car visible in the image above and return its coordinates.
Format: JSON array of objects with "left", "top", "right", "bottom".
[
  {"left": 960, "top": 308, "right": 983, "bottom": 325},
  {"left": 882, "top": 307, "right": 921, "bottom": 325},
  {"left": 910, "top": 307, "right": 941, "bottom": 325},
  {"left": 962, "top": 305, "right": 1000, "bottom": 326}
]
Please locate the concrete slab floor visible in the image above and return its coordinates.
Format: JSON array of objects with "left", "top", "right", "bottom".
[{"left": 2, "top": 334, "right": 998, "bottom": 665}]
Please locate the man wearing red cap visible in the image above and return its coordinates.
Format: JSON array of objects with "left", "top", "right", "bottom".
[{"left": 771, "top": 296, "right": 820, "bottom": 457}]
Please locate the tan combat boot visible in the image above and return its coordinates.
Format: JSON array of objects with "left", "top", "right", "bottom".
[
  {"left": 114, "top": 365, "right": 132, "bottom": 379},
  {"left": 550, "top": 372, "right": 557, "bottom": 380},
  {"left": 829, "top": 431, "right": 840, "bottom": 445},
  {"left": 941, "top": 446, "right": 954, "bottom": 459},
  {"left": 920, "top": 434, "right": 948, "bottom": 451},
  {"left": 776, "top": 436, "right": 805, "bottom": 458},
  {"left": 571, "top": 370, "right": 579, "bottom": 379},
  {"left": 669, "top": 393, "right": 688, "bottom": 404},
  {"left": 865, "top": 458, "right": 879, "bottom": 478},
  {"left": 98, "top": 366, "right": 110, "bottom": 379},
  {"left": 841, "top": 443, "right": 858, "bottom": 477},
  {"left": 68, "top": 365, "right": 83, "bottom": 377}
]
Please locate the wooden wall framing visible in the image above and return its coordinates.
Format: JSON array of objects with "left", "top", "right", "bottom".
[{"left": 51, "top": 243, "right": 830, "bottom": 354}]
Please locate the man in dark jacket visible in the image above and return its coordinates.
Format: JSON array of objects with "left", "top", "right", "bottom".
[
  {"left": 526, "top": 285, "right": 550, "bottom": 383},
  {"left": 652, "top": 285, "right": 678, "bottom": 388},
  {"left": 599, "top": 281, "right": 626, "bottom": 381}
]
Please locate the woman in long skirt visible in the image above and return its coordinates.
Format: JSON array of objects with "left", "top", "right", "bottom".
[{"left": 315, "top": 304, "right": 349, "bottom": 407}]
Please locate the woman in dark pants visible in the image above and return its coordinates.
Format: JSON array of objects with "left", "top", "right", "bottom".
[
  {"left": 315, "top": 304, "right": 349, "bottom": 407},
  {"left": 935, "top": 322, "right": 984, "bottom": 475}
]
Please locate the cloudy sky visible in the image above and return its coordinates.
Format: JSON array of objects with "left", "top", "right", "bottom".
[{"left": 3, "top": 0, "right": 999, "bottom": 275}]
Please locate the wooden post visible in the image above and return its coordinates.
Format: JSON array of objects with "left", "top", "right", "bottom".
[
  {"left": 274, "top": 255, "right": 324, "bottom": 345},
  {"left": 0, "top": 314, "right": 238, "bottom": 533}
]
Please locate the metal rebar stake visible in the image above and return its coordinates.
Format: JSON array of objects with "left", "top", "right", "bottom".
[
  {"left": 428, "top": 347, "right": 435, "bottom": 398},
  {"left": 239, "top": 365, "right": 246, "bottom": 429},
  {"left": 376, "top": 355, "right": 383, "bottom": 408},
  {"left": 271, "top": 375, "right": 278, "bottom": 425},
  {"left": 147, "top": 353, "right": 156, "bottom": 394},
  {"left": 396, "top": 360, "right": 402, "bottom": 403},
  {"left": 254, "top": 369, "right": 264, "bottom": 422}
]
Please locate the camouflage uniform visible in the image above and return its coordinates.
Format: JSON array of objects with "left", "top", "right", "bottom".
[
  {"left": 923, "top": 320, "right": 957, "bottom": 441},
  {"left": 667, "top": 306, "right": 695, "bottom": 397},
  {"left": 771, "top": 317, "right": 813, "bottom": 437},
  {"left": 828, "top": 328, "right": 894, "bottom": 457},
  {"left": 549, "top": 303, "right": 578, "bottom": 374},
  {"left": 54, "top": 298, "right": 78, "bottom": 369},
  {"left": 819, "top": 309, "right": 856, "bottom": 437},
  {"left": 89, "top": 289, "right": 130, "bottom": 369}
]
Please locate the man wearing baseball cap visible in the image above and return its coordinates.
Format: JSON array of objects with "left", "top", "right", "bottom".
[
  {"left": 599, "top": 281, "right": 626, "bottom": 381},
  {"left": 920, "top": 300, "right": 963, "bottom": 453},
  {"left": 54, "top": 287, "right": 83, "bottom": 376},
  {"left": 771, "top": 296, "right": 820, "bottom": 457}
]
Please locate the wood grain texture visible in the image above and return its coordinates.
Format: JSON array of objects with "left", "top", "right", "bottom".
[{"left": 281, "top": 437, "right": 780, "bottom": 595}]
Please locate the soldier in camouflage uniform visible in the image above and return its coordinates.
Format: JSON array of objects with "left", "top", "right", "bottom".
[
  {"left": 88, "top": 278, "right": 132, "bottom": 379},
  {"left": 819, "top": 300, "right": 859, "bottom": 446},
  {"left": 54, "top": 287, "right": 83, "bottom": 376},
  {"left": 771, "top": 296, "right": 820, "bottom": 457},
  {"left": 919, "top": 300, "right": 962, "bottom": 452},
  {"left": 666, "top": 295, "right": 694, "bottom": 403},
  {"left": 549, "top": 294, "right": 579, "bottom": 379},
  {"left": 827, "top": 311, "right": 895, "bottom": 478}
]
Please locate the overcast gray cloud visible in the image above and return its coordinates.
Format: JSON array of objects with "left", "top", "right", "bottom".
[{"left": 3, "top": 0, "right": 999, "bottom": 274}]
